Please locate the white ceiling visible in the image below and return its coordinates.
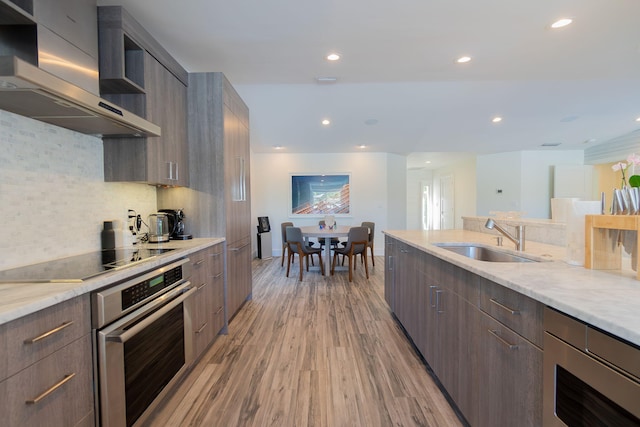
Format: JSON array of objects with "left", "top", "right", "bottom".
[{"left": 97, "top": 0, "right": 640, "bottom": 169}]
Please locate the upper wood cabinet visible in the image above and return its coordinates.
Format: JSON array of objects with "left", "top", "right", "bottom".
[{"left": 99, "top": 6, "right": 189, "bottom": 187}]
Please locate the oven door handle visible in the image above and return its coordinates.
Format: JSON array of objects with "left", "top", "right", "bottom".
[{"left": 106, "top": 282, "right": 195, "bottom": 343}]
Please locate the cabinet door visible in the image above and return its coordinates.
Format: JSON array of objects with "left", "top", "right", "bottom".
[
  {"left": 224, "top": 104, "right": 250, "bottom": 244},
  {"left": 384, "top": 236, "right": 396, "bottom": 310},
  {"left": 479, "top": 312, "right": 543, "bottom": 427},
  {"left": 227, "top": 237, "right": 251, "bottom": 318},
  {"left": 393, "top": 242, "right": 419, "bottom": 337},
  {"left": 209, "top": 246, "right": 225, "bottom": 335}
]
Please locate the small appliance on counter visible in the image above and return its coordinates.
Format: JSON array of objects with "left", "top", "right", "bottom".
[
  {"left": 148, "top": 213, "right": 170, "bottom": 243},
  {"left": 158, "top": 208, "right": 193, "bottom": 240}
]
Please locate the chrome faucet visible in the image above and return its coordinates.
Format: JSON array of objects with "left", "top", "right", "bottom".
[{"left": 485, "top": 218, "right": 525, "bottom": 251}]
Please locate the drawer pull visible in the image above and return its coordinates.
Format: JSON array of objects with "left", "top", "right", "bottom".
[
  {"left": 26, "top": 373, "right": 76, "bottom": 404},
  {"left": 214, "top": 272, "right": 223, "bottom": 279},
  {"left": 489, "top": 298, "right": 520, "bottom": 315},
  {"left": 197, "top": 281, "right": 208, "bottom": 290},
  {"left": 210, "top": 252, "right": 222, "bottom": 257},
  {"left": 488, "top": 329, "right": 518, "bottom": 350},
  {"left": 229, "top": 243, "right": 250, "bottom": 252},
  {"left": 215, "top": 306, "right": 224, "bottom": 315},
  {"left": 24, "top": 321, "right": 74, "bottom": 344},
  {"left": 195, "top": 322, "right": 209, "bottom": 334},
  {"left": 194, "top": 259, "right": 205, "bottom": 266}
]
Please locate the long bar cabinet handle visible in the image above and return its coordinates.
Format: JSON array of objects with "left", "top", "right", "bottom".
[
  {"left": 24, "top": 321, "right": 74, "bottom": 344},
  {"left": 25, "top": 373, "right": 76, "bottom": 404},
  {"left": 194, "top": 259, "right": 205, "bottom": 266},
  {"left": 488, "top": 329, "right": 518, "bottom": 350},
  {"left": 229, "top": 243, "right": 250, "bottom": 251},
  {"left": 489, "top": 298, "right": 520, "bottom": 315},
  {"left": 195, "top": 322, "right": 208, "bottom": 334}
]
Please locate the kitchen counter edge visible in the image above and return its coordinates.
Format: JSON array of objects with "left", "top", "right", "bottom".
[
  {"left": 0, "top": 238, "right": 226, "bottom": 325},
  {"left": 383, "top": 229, "right": 640, "bottom": 347}
]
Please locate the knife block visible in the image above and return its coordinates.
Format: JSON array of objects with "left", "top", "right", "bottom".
[{"left": 585, "top": 215, "right": 640, "bottom": 279}]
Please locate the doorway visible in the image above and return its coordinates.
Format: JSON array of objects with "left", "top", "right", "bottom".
[{"left": 440, "top": 174, "right": 455, "bottom": 229}]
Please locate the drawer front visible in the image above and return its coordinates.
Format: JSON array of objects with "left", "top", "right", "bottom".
[
  {"left": 480, "top": 278, "right": 543, "bottom": 347},
  {"left": 211, "top": 272, "right": 225, "bottom": 335},
  {"left": 209, "top": 244, "right": 224, "bottom": 276},
  {"left": 190, "top": 248, "right": 209, "bottom": 288},
  {"left": 0, "top": 334, "right": 94, "bottom": 427},
  {"left": 0, "top": 295, "right": 90, "bottom": 380}
]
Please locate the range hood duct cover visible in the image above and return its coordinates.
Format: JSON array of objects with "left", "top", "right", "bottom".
[{"left": 0, "top": 56, "right": 160, "bottom": 137}]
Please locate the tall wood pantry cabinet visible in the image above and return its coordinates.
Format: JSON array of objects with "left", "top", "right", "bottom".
[{"left": 187, "top": 72, "right": 252, "bottom": 319}]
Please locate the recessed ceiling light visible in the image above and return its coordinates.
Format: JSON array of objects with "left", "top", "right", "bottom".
[
  {"left": 541, "top": 142, "right": 562, "bottom": 147},
  {"left": 315, "top": 77, "right": 337, "bottom": 84},
  {"left": 492, "top": 116, "right": 503, "bottom": 123},
  {"left": 358, "top": 144, "right": 366, "bottom": 149},
  {"left": 635, "top": 116, "right": 640, "bottom": 122},
  {"left": 456, "top": 56, "right": 472, "bottom": 64},
  {"left": 425, "top": 161, "right": 431, "bottom": 164},
  {"left": 321, "top": 119, "right": 331, "bottom": 126},
  {"left": 551, "top": 18, "right": 573, "bottom": 29},
  {"left": 273, "top": 145, "right": 284, "bottom": 150},
  {"left": 326, "top": 53, "right": 340, "bottom": 61},
  {"left": 364, "top": 118, "right": 379, "bottom": 126}
]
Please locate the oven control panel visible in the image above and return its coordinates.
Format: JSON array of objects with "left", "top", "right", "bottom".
[
  {"left": 121, "top": 265, "right": 183, "bottom": 310},
  {"left": 91, "top": 257, "right": 192, "bottom": 328}
]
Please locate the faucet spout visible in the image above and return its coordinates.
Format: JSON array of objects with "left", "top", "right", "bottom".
[{"left": 485, "top": 218, "right": 525, "bottom": 251}]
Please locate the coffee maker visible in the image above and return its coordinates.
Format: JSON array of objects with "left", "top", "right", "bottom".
[{"left": 158, "top": 209, "right": 192, "bottom": 240}]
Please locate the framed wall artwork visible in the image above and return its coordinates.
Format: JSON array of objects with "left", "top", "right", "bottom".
[{"left": 290, "top": 174, "right": 351, "bottom": 216}]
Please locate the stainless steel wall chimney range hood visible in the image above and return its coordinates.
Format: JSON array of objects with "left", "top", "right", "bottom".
[{"left": 0, "top": 56, "right": 160, "bottom": 137}]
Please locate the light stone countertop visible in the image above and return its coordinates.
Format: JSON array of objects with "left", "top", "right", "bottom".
[
  {"left": 0, "top": 238, "right": 225, "bottom": 325},
  {"left": 383, "top": 229, "right": 640, "bottom": 347}
]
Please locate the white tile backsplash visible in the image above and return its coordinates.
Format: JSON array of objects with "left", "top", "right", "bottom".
[{"left": 0, "top": 110, "right": 158, "bottom": 269}]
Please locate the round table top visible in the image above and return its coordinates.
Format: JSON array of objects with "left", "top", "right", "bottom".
[{"left": 299, "top": 225, "right": 351, "bottom": 238}]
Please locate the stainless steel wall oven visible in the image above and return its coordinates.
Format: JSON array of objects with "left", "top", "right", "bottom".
[
  {"left": 543, "top": 307, "right": 640, "bottom": 426},
  {"left": 92, "top": 258, "right": 195, "bottom": 427}
]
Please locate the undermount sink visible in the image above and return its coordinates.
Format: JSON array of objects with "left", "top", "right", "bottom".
[{"left": 434, "top": 244, "right": 539, "bottom": 263}]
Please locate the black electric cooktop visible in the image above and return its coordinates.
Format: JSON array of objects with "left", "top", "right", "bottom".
[{"left": 0, "top": 247, "right": 175, "bottom": 283}]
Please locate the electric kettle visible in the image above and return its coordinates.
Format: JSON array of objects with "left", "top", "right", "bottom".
[{"left": 148, "top": 213, "right": 170, "bottom": 243}]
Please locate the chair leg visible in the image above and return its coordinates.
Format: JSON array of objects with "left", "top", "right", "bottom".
[
  {"left": 331, "top": 251, "right": 338, "bottom": 275},
  {"left": 286, "top": 249, "right": 292, "bottom": 277},
  {"left": 363, "top": 250, "right": 369, "bottom": 279},
  {"left": 369, "top": 244, "right": 375, "bottom": 266},
  {"left": 298, "top": 253, "right": 304, "bottom": 281},
  {"left": 281, "top": 244, "right": 286, "bottom": 267},
  {"left": 347, "top": 253, "right": 353, "bottom": 282},
  {"left": 318, "top": 252, "right": 325, "bottom": 276}
]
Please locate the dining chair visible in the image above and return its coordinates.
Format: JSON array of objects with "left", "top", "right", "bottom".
[
  {"left": 286, "top": 227, "right": 324, "bottom": 280},
  {"left": 361, "top": 221, "right": 375, "bottom": 267},
  {"left": 331, "top": 226, "right": 369, "bottom": 282},
  {"left": 280, "top": 222, "right": 293, "bottom": 267}
]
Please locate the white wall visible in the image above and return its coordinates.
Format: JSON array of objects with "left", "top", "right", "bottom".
[
  {"left": 0, "top": 111, "right": 158, "bottom": 269},
  {"left": 476, "top": 150, "right": 584, "bottom": 218},
  {"left": 250, "top": 152, "right": 403, "bottom": 257}
]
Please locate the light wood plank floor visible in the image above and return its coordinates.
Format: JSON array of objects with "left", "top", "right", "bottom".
[{"left": 143, "top": 256, "right": 464, "bottom": 427}]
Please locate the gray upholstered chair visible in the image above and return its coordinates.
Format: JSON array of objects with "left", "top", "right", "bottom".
[
  {"left": 280, "top": 222, "right": 293, "bottom": 267},
  {"left": 331, "top": 226, "right": 369, "bottom": 282},
  {"left": 286, "top": 227, "right": 324, "bottom": 280},
  {"left": 361, "top": 221, "right": 375, "bottom": 267}
]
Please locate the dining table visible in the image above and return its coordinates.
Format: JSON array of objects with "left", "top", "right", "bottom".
[{"left": 300, "top": 225, "right": 351, "bottom": 274}]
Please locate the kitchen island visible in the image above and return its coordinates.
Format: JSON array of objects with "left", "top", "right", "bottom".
[
  {"left": 384, "top": 228, "right": 640, "bottom": 427},
  {"left": 384, "top": 229, "right": 640, "bottom": 347}
]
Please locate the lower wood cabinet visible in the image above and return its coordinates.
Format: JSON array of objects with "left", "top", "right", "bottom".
[
  {"left": 384, "top": 236, "right": 543, "bottom": 427},
  {"left": 190, "top": 243, "right": 225, "bottom": 360},
  {"left": 0, "top": 334, "right": 94, "bottom": 427},
  {"left": 478, "top": 312, "right": 543, "bottom": 427}
]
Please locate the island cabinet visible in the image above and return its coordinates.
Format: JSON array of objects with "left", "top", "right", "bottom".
[
  {"left": 477, "top": 277, "right": 543, "bottom": 427},
  {"left": 419, "top": 253, "right": 481, "bottom": 427},
  {"left": 182, "top": 72, "right": 252, "bottom": 320},
  {"left": 383, "top": 235, "right": 397, "bottom": 310},
  {"left": 189, "top": 243, "right": 226, "bottom": 360},
  {"left": 384, "top": 236, "right": 543, "bottom": 427},
  {"left": 99, "top": 6, "right": 189, "bottom": 187},
  {"left": 0, "top": 295, "right": 94, "bottom": 426}
]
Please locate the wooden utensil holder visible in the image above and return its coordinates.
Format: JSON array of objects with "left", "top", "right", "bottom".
[{"left": 585, "top": 215, "right": 640, "bottom": 279}]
